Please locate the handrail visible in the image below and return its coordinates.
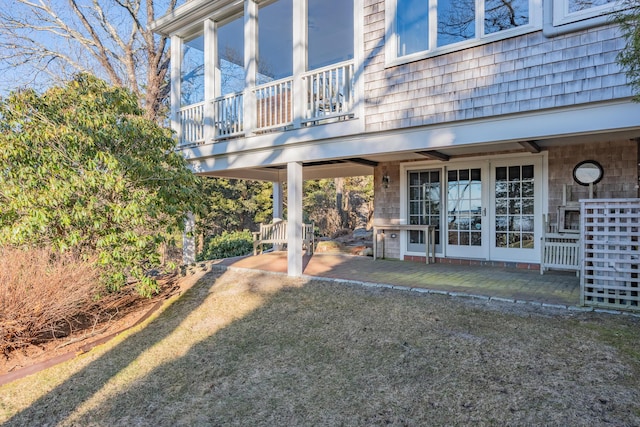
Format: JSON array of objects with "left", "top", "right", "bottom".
[
  {"left": 302, "top": 60, "right": 355, "bottom": 123},
  {"left": 177, "top": 59, "right": 356, "bottom": 146},
  {"left": 213, "top": 92, "right": 244, "bottom": 138},
  {"left": 177, "top": 101, "right": 206, "bottom": 147},
  {"left": 254, "top": 77, "right": 294, "bottom": 131}
]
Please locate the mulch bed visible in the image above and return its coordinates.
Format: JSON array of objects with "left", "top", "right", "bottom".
[{"left": 0, "top": 275, "right": 183, "bottom": 384}]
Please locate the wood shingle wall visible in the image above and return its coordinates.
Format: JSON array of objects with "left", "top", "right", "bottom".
[{"left": 363, "top": 0, "right": 631, "bottom": 133}]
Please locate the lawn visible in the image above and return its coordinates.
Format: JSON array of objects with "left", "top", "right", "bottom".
[{"left": 1, "top": 267, "right": 639, "bottom": 426}]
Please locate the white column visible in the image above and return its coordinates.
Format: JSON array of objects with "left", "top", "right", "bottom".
[
  {"left": 292, "top": 0, "right": 307, "bottom": 128},
  {"left": 287, "top": 162, "right": 303, "bottom": 276},
  {"left": 273, "top": 180, "right": 284, "bottom": 250},
  {"left": 170, "top": 35, "right": 183, "bottom": 144},
  {"left": 244, "top": 0, "right": 258, "bottom": 134},
  {"left": 273, "top": 181, "right": 284, "bottom": 221},
  {"left": 204, "top": 19, "right": 216, "bottom": 142},
  {"left": 182, "top": 212, "right": 196, "bottom": 265}
]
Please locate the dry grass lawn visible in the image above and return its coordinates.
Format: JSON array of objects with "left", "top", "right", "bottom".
[{"left": 1, "top": 267, "right": 639, "bottom": 426}]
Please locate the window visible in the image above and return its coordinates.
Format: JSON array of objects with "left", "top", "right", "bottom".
[
  {"left": 218, "top": 16, "right": 244, "bottom": 96},
  {"left": 181, "top": 34, "right": 204, "bottom": 107},
  {"left": 438, "top": 0, "right": 475, "bottom": 47},
  {"left": 447, "top": 168, "right": 482, "bottom": 247},
  {"left": 408, "top": 170, "right": 441, "bottom": 252},
  {"left": 396, "top": 0, "right": 429, "bottom": 56},
  {"left": 494, "top": 165, "right": 535, "bottom": 250},
  {"left": 308, "top": 0, "right": 354, "bottom": 70},
  {"left": 552, "top": 0, "right": 617, "bottom": 26},
  {"left": 390, "top": 0, "right": 536, "bottom": 61},
  {"left": 568, "top": 0, "right": 612, "bottom": 13},
  {"left": 258, "top": 0, "right": 293, "bottom": 83},
  {"left": 484, "top": 0, "right": 530, "bottom": 35}
]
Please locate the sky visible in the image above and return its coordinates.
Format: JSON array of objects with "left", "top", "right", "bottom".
[
  {"left": 0, "top": 0, "right": 354, "bottom": 98},
  {"left": 0, "top": 0, "right": 188, "bottom": 97}
]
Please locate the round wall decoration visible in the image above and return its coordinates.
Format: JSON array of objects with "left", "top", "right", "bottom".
[{"left": 572, "top": 160, "right": 603, "bottom": 186}]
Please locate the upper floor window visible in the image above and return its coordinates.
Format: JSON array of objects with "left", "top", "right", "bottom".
[
  {"left": 553, "top": 0, "right": 618, "bottom": 26},
  {"left": 181, "top": 34, "right": 204, "bottom": 106},
  {"left": 390, "top": 0, "right": 537, "bottom": 63},
  {"left": 258, "top": 0, "right": 293, "bottom": 83},
  {"left": 308, "top": 0, "right": 354, "bottom": 69},
  {"left": 569, "top": 0, "right": 612, "bottom": 12},
  {"left": 218, "top": 15, "right": 245, "bottom": 96}
]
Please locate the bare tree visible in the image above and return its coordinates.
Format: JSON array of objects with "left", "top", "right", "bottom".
[{"left": 0, "top": 0, "right": 180, "bottom": 120}]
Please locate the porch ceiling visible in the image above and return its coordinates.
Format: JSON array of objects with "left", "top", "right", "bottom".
[
  {"left": 184, "top": 100, "right": 640, "bottom": 181},
  {"left": 190, "top": 128, "right": 640, "bottom": 182}
]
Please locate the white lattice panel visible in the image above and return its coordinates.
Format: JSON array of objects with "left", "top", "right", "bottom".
[{"left": 581, "top": 199, "right": 640, "bottom": 311}]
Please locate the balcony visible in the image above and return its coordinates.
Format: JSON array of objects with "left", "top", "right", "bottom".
[{"left": 177, "top": 60, "right": 355, "bottom": 147}]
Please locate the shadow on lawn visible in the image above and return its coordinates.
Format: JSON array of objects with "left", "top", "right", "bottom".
[
  {"left": 3, "top": 268, "right": 288, "bottom": 426},
  {"left": 4, "top": 261, "right": 640, "bottom": 426}
]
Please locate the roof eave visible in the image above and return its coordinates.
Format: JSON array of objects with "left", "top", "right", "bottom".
[{"left": 151, "top": 0, "right": 243, "bottom": 37}]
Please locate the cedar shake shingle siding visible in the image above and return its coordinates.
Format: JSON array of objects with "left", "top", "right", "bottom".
[{"left": 363, "top": 0, "right": 631, "bottom": 133}]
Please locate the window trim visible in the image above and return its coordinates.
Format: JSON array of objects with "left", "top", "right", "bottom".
[
  {"left": 552, "top": 0, "right": 618, "bottom": 27},
  {"left": 542, "top": 0, "right": 620, "bottom": 37},
  {"left": 385, "top": 0, "right": 542, "bottom": 68}
]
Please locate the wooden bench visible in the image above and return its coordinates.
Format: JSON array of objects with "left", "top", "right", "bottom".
[
  {"left": 541, "top": 232, "right": 580, "bottom": 276},
  {"left": 252, "top": 220, "right": 315, "bottom": 256}
]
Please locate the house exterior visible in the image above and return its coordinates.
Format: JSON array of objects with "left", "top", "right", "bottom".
[{"left": 152, "top": 0, "right": 640, "bottom": 277}]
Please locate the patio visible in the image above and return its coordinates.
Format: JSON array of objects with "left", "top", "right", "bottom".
[{"left": 212, "top": 252, "right": 581, "bottom": 308}]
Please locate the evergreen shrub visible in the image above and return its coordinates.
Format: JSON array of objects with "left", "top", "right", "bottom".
[{"left": 199, "top": 230, "right": 254, "bottom": 261}]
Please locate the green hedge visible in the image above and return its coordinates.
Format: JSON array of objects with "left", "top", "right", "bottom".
[{"left": 198, "top": 230, "right": 254, "bottom": 261}]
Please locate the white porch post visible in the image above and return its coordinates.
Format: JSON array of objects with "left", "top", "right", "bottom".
[
  {"left": 170, "top": 35, "right": 182, "bottom": 144},
  {"left": 244, "top": 0, "right": 258, "bottom": 134},
  {"left": 273, "top": 180, "right": 284, "bottom": 250},
  {"left": 273, "top": 180, "right": 284, "bottom": 221},
  {"left": 172, "top": 35, "right": 195, "bottom": 264},
  {"left": 182, "top": 212, "right": 196, "bottom": 265},
  {"left": 204, "top": 19, "right": 216, "bottom": 142},
  {"left": 287, "top": 162, "right": 303, "bottom": 276},
  {"left": 292, "top": 0, "right": 307, "bottom": 128}
]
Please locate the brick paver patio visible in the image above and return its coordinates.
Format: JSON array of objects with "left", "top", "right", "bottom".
[{"left": 214, "top": 252, "right": 581, "bottom": 307}]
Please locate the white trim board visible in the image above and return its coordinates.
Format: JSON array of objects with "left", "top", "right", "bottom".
[{"left": 185, "top": 100, "right": 640, "bottom": 174}]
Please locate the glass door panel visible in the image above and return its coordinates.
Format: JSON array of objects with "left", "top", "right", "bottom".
[
  {"left": 494, "top": 165, "right": 535, "bottom": 250},
  {"left": 490, "top": 159, "right": 541, "bottom": 263},
  {"left": 446, "top": 167, "right": 486, "bottom": 258},
  {"left": 407, "top": 170, "right": 441, "bottom": 253}
]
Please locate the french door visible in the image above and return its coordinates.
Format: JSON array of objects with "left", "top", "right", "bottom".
[
  {"left": 407, "top": 170, "right": 441, "bottom": 253},
  {"left": 489, "top": 160, "right": 541, "bottom": 262},
  {"left": 406, "top": 157, "right": 542, "bottom": 263},
  {"left": 446, "top": 166, "right": 487, "bottom": 258}
]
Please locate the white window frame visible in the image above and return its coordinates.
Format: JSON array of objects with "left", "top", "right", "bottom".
[
  {"left": 399, "top": 152, "right": 548, "bottom": 263},
  {"left": 385, "top": 0, "right": 542, "bottom": 68},
  {"left": 552, "top": 0, "right": 618, "bottom": 26}
]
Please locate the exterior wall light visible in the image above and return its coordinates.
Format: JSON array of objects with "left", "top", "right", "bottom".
[{"left": 382, "top": 174, "right": 390, "bottom": 189}]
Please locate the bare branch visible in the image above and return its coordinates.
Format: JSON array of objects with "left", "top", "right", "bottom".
[{"left": 0, "top": 0, "right": 176, "bottom": 119}]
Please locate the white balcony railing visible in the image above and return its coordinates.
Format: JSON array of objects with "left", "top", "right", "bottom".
[
  {"left": 302, "top": 60, "right": 355, "bottom": 124},
  {"left": 178, "top": 101, "right": 205, "bottom": 147},
  {"left": 214, "top": 92, "right": 244, "bottom": 139},
  {"left": 177, "top": 60, "right": 355, "bottom": 146},
  {"left": 255, "top": 78, "right": 293, "bottom": 132}
]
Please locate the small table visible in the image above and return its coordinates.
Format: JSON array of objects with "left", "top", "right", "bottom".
[{"left": 373, "top": 224, "right": 436, "bottom": 264}]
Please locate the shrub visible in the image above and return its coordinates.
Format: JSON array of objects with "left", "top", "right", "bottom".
[
  {"left": 198, "top": 230, "right": 254, "bottom": 261},
  {"left": 0, "top": 75, "right": 201, "bottom": 295},
  {"left": 0, "top": 246, "right": 102, "bottom": 355}
]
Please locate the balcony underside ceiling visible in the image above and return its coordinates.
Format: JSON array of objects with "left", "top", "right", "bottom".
[
  {"left": 188, "top": 100, "right": 640, "bottom": 181},
  {"left": 192, "top": 128, "right": 640, "bottom": 181}
]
